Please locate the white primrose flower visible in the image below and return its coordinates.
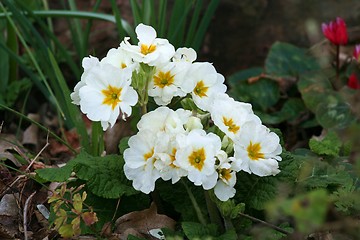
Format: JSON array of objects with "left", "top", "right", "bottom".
[
  {"left": 71, "top": 55, "right": 99, "bottom": 105},
  {"left": 174, "top": 129, "right": 221, "bottom": 189},
  {"left": 148, "top": 62, "right": 189, "bottom": 105},
  {"left": 120, "top": 23, "right": 175, "bottom": 66},
  {"left": 184, "top": 116, "right": 203, "bottom": 132},
  {"left": 78, "top": 64, "right": 138, "bottom": 131},
  {"left": 172, "top": 47, "right": 197, "bottom": 63},
  {"left": 123, "top": 130, "right": 161, "bottom": 194},
  {"left": 233, "top": 121, "right": 282, "bottom": 177},
  {"left": 153, "top": 132, "right": 187, "bottom": 184},
  {"left": 214, "top": 153, "right": 237, "bottom": 201},
  {"left": 137, "top": 106, "right": 192, "bottom": 135},
  {"left": 100, "top": 46, "right": 139, "bottom": 72},
  {"left": 182, "top": 62, "right": 227, "bottom": 111},
  {"left": 210, "top": 93, "right": 261, "bottom": 141}
]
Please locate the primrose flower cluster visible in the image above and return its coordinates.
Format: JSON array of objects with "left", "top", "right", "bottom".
[{"left": 71, "top": 24, "right": 282, "bottom": 201}]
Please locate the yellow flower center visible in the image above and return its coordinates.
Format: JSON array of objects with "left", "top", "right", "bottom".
[
  {"left": 143, "top": 147, "right": 154, "bottom": 161},
  {"left": 247, "top": 141, "right": 264, "bottom": 161},
  {"left": 188, "top": 148, "right": 206, "bottom": 171},
  {"left": 219, "top": 168, "right": 232, "bottom": 181},
  {"left": 222, "top": 117, "right": 240, "bottom": 134},
  {"left": 121, "top": 63, "right": 127, "bottom": 69},
  {"left": 141, "top": 44, "right": 156, "bottom": 55},
  {"left": 101, "top": 85, "right": 122, "bottom": 110},
  {"left": 193, "top": 80, "right": 209, "bottom": 98},
  {"left": 153, "top": 71, "right": 175, "bottom": 88}
]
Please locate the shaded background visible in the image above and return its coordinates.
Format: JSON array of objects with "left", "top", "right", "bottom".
[{"left": 52, "top": 0, "right": 360, "bottom": 78}]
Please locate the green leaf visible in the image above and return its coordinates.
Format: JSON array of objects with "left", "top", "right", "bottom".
[
  {"left": 182, "top": 222, "right": 218, "bottom": 239},
  {"left": 315, "top": 100, "right": 355, "bottom": 129},
  {"left": 298, "top": 73, "right": 355, "bottom": 129},
  {"left": 217, "top": 229, "right": 237, "bottom": 240},
  {"left": 265, "top": 41, "right": 319, "bottom": 77},
  {"left": 158, "top": 181, "right": 207, "bottom": 222},
  {"left": 298, "top": 159, "right": 353, "bottom": 190},
  {"left": 235, "top": 172, "right": 278, "bottom": 210},
  {"left": 75, "top": 154, "right": 137, "bottom": 198},
  {"left": 37, "top": 151, "right": 137, "bottom": 198},
  {"left": 228, "top": 67, "right": 280, "bottom": 110},
  {"left": 256, "top": 98, "right": 306, "bottom": 124},
  {"left": 309, "top": 131, "right": 342, "bottom": 157},
  {"left": 281, "top": 189, "right": 329, "bottom": 233},
  {"left": 36, "top": 161, "right": 76, "bottom": 182},
  {"left": 276, "top": 151, "right": 304, "bottom": 182}
]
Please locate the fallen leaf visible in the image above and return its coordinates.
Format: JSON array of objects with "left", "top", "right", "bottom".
[
  {"left": 48, "top": 129, "right": 80, "bottom": 156},
  {"left": 0, "top": 134, "right": 23, "bottom": 167},
  {"left": 104, "top": 119, "right": 133, "bottom": 154},
  {"left": 0, "top": 193, "right": 20, "bottom": 239},
  {"left": 22, "top": 113, "right": 40, "bottom": 151},
  {"left": 114, "top": 202, "right": 176, "bottom": 240}
]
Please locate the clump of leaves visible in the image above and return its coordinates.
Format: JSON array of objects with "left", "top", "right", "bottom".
[{"left": 48, "top": 183, "right": 98, "bottom": 238}]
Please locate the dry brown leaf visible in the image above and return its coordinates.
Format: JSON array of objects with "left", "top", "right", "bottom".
[
  {"left": 104, "top": 119, "right": 133, "bottom": 154},
  {"left": 22, "top": 113, "right": 40, "bottom": 150},
  {"left": 114, "top": 202, "right": 176, "bottom": 240},
  {"left": 0, "top": 193, "right": 20, "bottom": 239},
  {"left": 0, "top": 134, "right": 23, "bottom": 167},
  {"left": 48, "top": 129, "right": 80, "bottom": 156}
]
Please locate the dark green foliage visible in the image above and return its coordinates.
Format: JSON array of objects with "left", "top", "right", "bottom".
[
  {"left": 157, "top": 180, "right": 207, "bottom": 222},
  {"left": 265, "top": 41, "right": 320, "bottom": 77},
  {"left": 298, "top": 73, "right": 355, "bottom": 129},
  {"left": 181, "top": 222, "right": 237, "bottom": 240},
  {"left": 235, "top": 172, "right": 278, "bottom": 211},
  {"left": 228, "top": 67, "right": 280, "bottom": 111},
  {"left": 36, "top": 151, "right": 137, "bottom": 198},
  {"left": 256, "top": 98, "right": 306, "bottom": 124},
  {"left": 74, "top": 155, "right": 138, "bottom": 198},
  {"left": 309, "top": 131, "right": 342, "bottom": 157}
]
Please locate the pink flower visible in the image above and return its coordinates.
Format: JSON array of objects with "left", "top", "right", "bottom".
[
  {"left": 353, "top": 45, "right": 360, "bottom": 61},
  {"left": 348, "top": 73, "right": 360, "bottom": 89},
  {"left": 322, "top": 17, "right": 348, "bottom": 45}
]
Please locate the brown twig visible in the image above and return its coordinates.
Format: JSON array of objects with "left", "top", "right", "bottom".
[
  {"left": 0, "top": 175, "right": 27, "bottom": 198},
  {"left": 23, "top": 191, "right": 36, "bottom": 240},
  {"left": 26, "top": 131, "right": 49, "bottom": 171},
  {"left": 238, "top": 212, "right": 291, "bottom": 235},
  {"left": 112, "top": 198, "right": 121, "bottom": 222}
]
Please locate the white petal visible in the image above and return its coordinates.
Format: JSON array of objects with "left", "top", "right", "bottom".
[
  {"left": 214, "top": 180, "right": 236, "bottom": 201},
  {"left": 136, "top": 23, "right": 156, "bottom": 44}
]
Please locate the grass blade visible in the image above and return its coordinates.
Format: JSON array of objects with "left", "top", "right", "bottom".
[
  {"left": 185, "top": 0, "right": 203, "bottom": 46},
  {"left": 0, "top": 10, "right": 136, "bottom": 39},
  {"left": 0, "top": 103, "right": 76, "bottom": 154},
  {"left": 0, "top": 19, "right": 9, "bottom": 93},
  {"left": 0, "top": 1, "right": 66, "bottom": 119},
  {"left": 130, "top": 0, "right": 142, "bottom": 30},
  {"left": 67, "top": 0, "right": 85, "bottom": 58},
  {"left": 83, "top": 0, "right": 102, "bottom": 54},
  {"left": 157, "top": 0, "right": 167, "bottom": 37},
  {"left": 110, "top": 0, "right": 127, "bottom": 40},
  {"left": 47, "top": 49, "right": 90, "bottom": 150},
  {"left": 192, "top": 0, "right": 220, "bottom": 51},
  {"left": 142, "top": 0, "right": 154, "bottom": 25}
]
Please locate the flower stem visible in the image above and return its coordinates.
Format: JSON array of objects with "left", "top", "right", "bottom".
[
  {"left": 181, "top": 179, "right": 207, "bottom": 225},
  {"left": 204, "top": 190, "right": 224, "bottom": 232},
  {"left": 335, "top": 44, "right": 340, "bottom": 89},
  {"left": 91, "top": 121, "right": 104, "bottom": 156}
]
